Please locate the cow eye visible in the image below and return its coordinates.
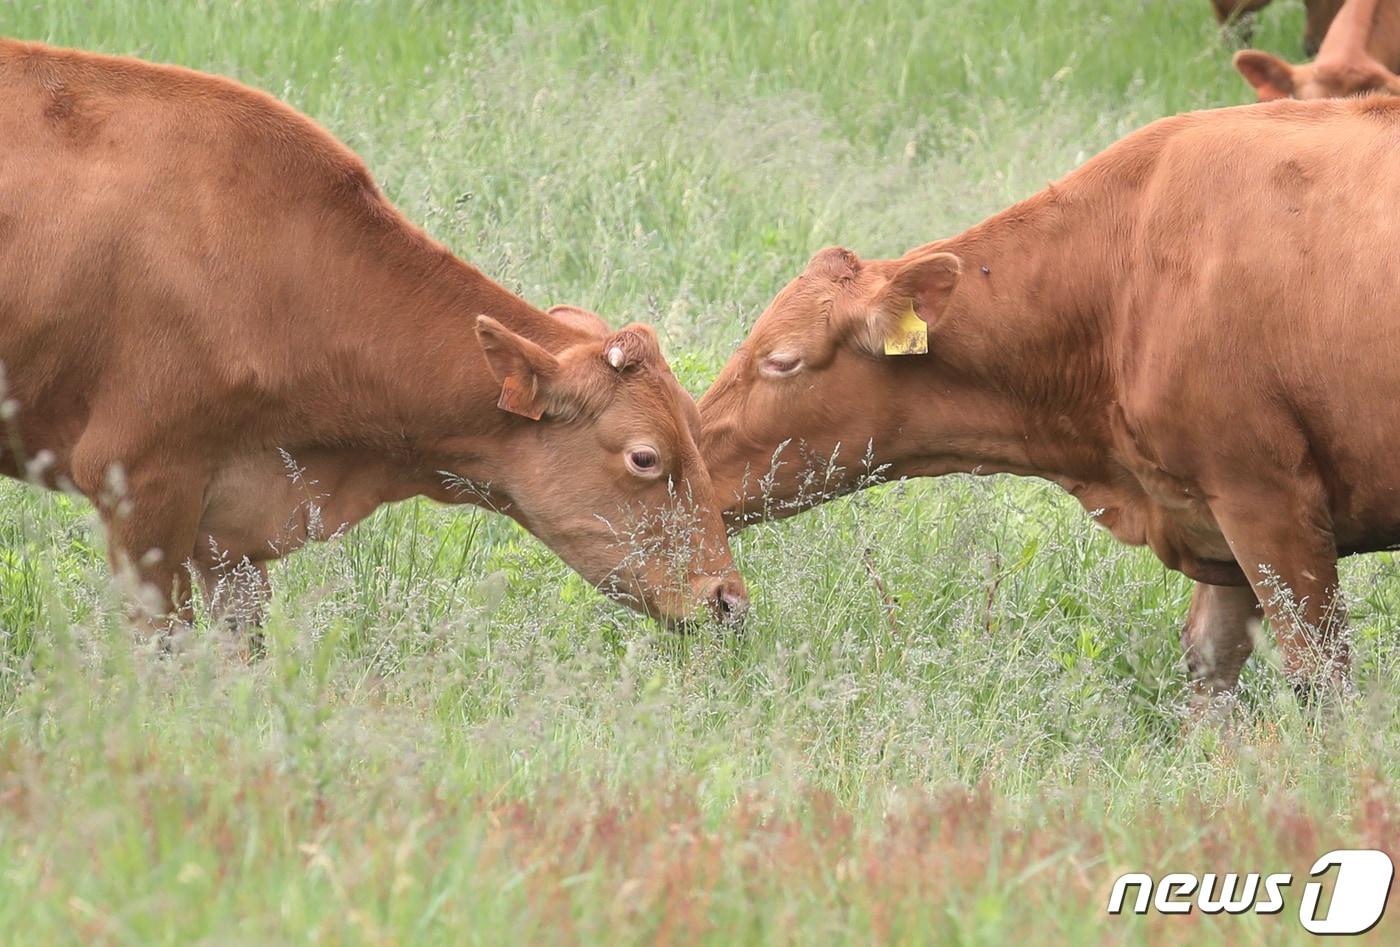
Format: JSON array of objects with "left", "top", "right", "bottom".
[
  {"left": 760, "top": 352, "right": 803, "bottom": 377},
  {"left": 625, "top": 446, "right": 662, "bottom": 477}
]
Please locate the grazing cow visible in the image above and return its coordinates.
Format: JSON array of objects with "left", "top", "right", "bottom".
[
  {"left": 1213, "top": 0, "right": 1344, "bottom": 56},
  {"left": 0, "top": 38, "right": 747, "bottom": 630},
  {"left": 1235, "top": 0, "right": 1400, "bottom": 99},
  {"left": 700, "top": 96, "right": 1400, "bottom": 698}
]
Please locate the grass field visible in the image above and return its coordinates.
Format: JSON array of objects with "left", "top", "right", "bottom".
[{"left": 3, "top": 1, "right": 1398, "bottom": 943}]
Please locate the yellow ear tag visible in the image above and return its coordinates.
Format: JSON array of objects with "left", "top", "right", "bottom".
[{"left": 883, "top": 305, "right": 928, "bottom": 356}]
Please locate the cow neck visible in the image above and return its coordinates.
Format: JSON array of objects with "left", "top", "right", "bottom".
[
  {"left": 1367, "top": 0, "right": 1400, "bottom": 63},
  {"left": 885, "top": 183, "right": 1120, "bottom": 491},
  {"left": 294, "top": 224, "right": 587, "bottom": 504},
  {"left": 1317, "top": 0, "right": 1383, "bottom": 60}
]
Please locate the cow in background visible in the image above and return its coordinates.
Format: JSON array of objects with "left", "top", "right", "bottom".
[
  {"left": 1213, "top": 0, "right": 1344, "bottom": 56},
  {"left": 1235, "top": 0, "right": 1400, "bottom": 98}
]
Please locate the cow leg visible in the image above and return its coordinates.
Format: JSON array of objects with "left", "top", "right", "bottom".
[
  {"left": 85, "top": 460, "right": 209, "bottom": 632},
  {"left": 1180, "top": 582, "right": 1260, "bottom": 701},
  {"left": 1304, "top": 0, "right": 1346, "bottom": 58},
  {"left": 193, "top": 556, "right": 270, "bottom": 658},
  {"left": 1207, "top": 496, "right": 1348, "bottom": 700}
]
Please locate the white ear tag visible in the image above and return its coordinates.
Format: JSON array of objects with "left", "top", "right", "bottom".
[
  {"left": 607, "top": 346, "right": 626, "bottom": 369},
  {"left": 884, "top": 305, "right": 928, "bottom": 356}
]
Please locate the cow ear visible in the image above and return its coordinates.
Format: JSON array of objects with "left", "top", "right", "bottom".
[
  {"left": 858, "top": 250, "right": 961, "bottom": 357},
  {"left": 476, "top": 316, "right": 561, "bottom": 420},
  {"left": 1234, "top": 50, "right": 1296, "bottom": 100}
]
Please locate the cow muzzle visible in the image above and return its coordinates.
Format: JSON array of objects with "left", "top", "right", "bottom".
[{"left": 695, "top": 573, "right": 750, "bottom": 628}]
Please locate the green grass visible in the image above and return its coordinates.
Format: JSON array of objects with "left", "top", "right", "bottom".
[{"left": 2, "top": 1, "right": 1396, "bottom": 943}]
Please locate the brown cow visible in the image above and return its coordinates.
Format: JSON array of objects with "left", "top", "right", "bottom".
[
  {"left": 1213, "top": 0, "right": 1344, "bottom": 56},
  {"left": 1235, "top": 0, "right": 1400, "bottom": 99},
  {"left": 0, "top": 38, "right": 747, "bottom": 630},
  {"left": 699, "top": 96, "right": 1400, "bottom": 699}
]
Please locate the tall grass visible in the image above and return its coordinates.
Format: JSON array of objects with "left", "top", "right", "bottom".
[{"left": 1, "top": 1, "right": 1395, "bottom": 943}]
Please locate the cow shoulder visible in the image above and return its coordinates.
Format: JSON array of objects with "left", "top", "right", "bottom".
[{"left": 0, "top": 37, "right": 389, "bottom": 221}]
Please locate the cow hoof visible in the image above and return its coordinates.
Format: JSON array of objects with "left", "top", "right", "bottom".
[{"left": 1291, "top": 673, "right": 1356, "bottom": 711}]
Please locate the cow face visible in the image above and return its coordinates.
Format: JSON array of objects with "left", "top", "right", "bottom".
[
  {"left": 699, "top": 246, "right": 960, "bottom": 524},
  {"left": 1234, "top": 49, "right": 1400, "bottom": 101},
  {"left": 475, "top": 312, "right": 747, "bottom": 628}
]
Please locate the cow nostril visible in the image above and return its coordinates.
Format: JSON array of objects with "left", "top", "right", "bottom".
[
  {"left": 698, "top": 576, "right": 749, "bottom": 626},
  {"left": 713, "top": 579, "right": 749, "bottom": 625}
]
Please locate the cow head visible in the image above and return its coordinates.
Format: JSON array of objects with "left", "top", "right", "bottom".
[
  {"left": 1234, "top": 47, "right": 1400, "bottom": 100},
  {"left": 1234, "top": 0, "right": 1400, "bottom": 100},
  {"left": 474, "top": 308, "right": 747, "bottom": 628},
  {"left": 699, "top": 246, "right": 960, "bottom": 524}
]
